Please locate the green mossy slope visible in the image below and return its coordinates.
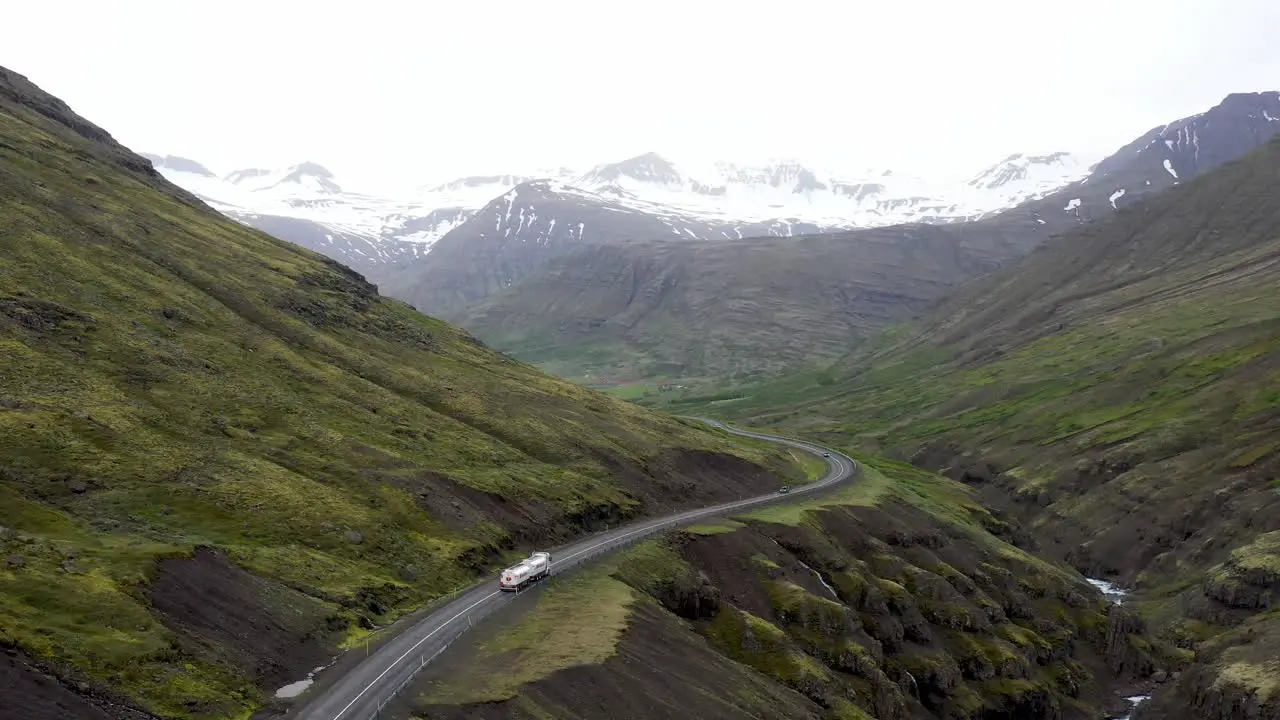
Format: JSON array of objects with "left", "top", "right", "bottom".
[{"left": 0, "top": 67, "right": 797, "bottom": 718}]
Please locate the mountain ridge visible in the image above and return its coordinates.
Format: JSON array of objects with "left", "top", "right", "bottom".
[
  {"left": 143, "top": 146, "right": 1097, "bottom": 289},
  {"left": 433, "top": 90, "right": 1280, "bottom": 383}
]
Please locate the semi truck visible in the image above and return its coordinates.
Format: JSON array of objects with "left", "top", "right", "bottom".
[{"left": 498, "top": 551, "right": 552, "bottom": 591}]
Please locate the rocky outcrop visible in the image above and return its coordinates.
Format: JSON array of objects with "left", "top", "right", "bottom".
[
  {"left": 1133, "top": 611, "right": 1280, "bottom": 720},
  {"left": 1202, "top": 532, "right": 1280, "bottom": 611},
  {"left": 1103, "top": 604, "right": 1156, "bottom": 677},
  {"left": 1136, "top": 666, "right": 1280, "bottom": 720},
  {"left": 613, "top": 497, "right": 1130, "bottom": 719}
]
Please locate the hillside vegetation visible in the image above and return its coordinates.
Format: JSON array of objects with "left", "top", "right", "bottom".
[
  {"left": 0, "top": 67, "right": 803, "bottom": 719},
  {"left": 694, "top": 138, "right": 1280, "bottom": 717},
  {"left": 450, "top": 220, "right": 1037, "bottom": 383},
  {"left": 412, "top": 457, "right": 1169, "bottom": 720}
]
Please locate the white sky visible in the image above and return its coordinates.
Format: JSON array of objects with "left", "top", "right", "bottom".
[{"left": 7, "top": 0, "right": 1280, "bottom": 193}]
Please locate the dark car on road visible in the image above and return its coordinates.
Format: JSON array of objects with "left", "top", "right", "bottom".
[{"left": 778, "top": 485, "right": 790, "bottom": 494}]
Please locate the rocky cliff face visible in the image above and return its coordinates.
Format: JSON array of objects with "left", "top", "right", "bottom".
[
  {"left": 382, "top": 179, "right": 833, "bottom": 317},
  {"left": 1133, "top": 609, "right": 1280, "bottom": 720},
  {"left": 446, "top": 218, "right": 1038, "bottom": 381}
]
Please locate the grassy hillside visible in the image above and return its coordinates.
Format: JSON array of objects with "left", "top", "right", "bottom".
[
  {"left": 411, "top": 457, "right": 1169, "bottom": 720},
  {"left": 690, "top": 138, "right": 1280, "bottom": 715},
  {"left": 0, "top": 67, "right": 805, "bottom": 719},
  {"left": 450, "top": 221, "right": 1037, "bottom": 384}
]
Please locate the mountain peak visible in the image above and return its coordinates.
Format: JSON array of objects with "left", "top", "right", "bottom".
[
  {"left": 582, "top": 152, "right": 682, "bottom": 187},
  {"left": 222, "top": 162, "right": 341, "bottom": 194},
  {"left": 1215, "top": 90, "right": 1280, "bottom": 109},
  {"left": 141, "top": 153, "right": 216, "bottom": 178},
  {"left": 967, "top": 151, "right": 1092, "bottom": 193},
  {"left": 1155, "top": 90, "right": 1280, "bottom": 138},
  {"left": 225, "top": 167, "right": 271, "bottom": 185},
  {"left": 1203, "top": 91, "right": 1280, "bottom": 128},
  {"left": 429, "top": 174, "right": 535, "bottom": 193},
  {"left": 717, "top": 160, "right": 828, "bottom": 193},
  {"left": 277, "top": 162, "right": 341, "bottom": 193},
  {"left": 1027, "top": 151, "right": 1072, "bottom": 164},
  {"left": 288, "top": 161, "right": 334, "bottom": 178},
  {"left": 1086, "top": 89, "right": 1280, "bottom": 186}
]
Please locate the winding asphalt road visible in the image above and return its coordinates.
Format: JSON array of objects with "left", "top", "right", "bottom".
[{"left": 289, "top": 418, "right": 858, "bottom": 720}]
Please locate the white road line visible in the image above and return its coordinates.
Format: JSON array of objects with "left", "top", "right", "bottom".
[
  {"left": 331, "top": 589, "right": 499, "bottom": 719},
  {"left": 323, "top": 421, "right": 854, "bottom": 720}
]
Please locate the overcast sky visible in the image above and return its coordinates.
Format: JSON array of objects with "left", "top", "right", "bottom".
[{"left": 7, "top": 0, "right": 1280, "bottom": 193}]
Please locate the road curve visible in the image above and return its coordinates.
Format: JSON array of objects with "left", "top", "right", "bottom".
[{"left": 289, "top": 418, "right": 857, "bottom": 720}]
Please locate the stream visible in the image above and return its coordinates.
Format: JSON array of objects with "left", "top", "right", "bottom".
[
  {"left": 1087, "top": 577, "right": 1151, "bottom": 720},
  {"left": 1087, "top": 577, "right": 1130, "bottom": 604},
  {"left": 1116, "top": 694, "right": 1152, "bottom": 720}
]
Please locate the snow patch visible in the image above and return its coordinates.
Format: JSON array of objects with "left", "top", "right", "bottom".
[
  {"left": 1109, "top": 188, "right": 1126, "bottom": 209},
  {"left": 274, "top": 678, "right": 312, "bottom": 698},
  {"left": 1064, "top": 198, "right": 1082, "bottom": 212},
  {"left": 1163, "top": 159, "right": 1179, "bottom": 179},
  {"left": 274, "top": 657, "right": 338, "bottom": 699},
  {"left": 503, "top": 190, "right": 517, "bottom": 226}
]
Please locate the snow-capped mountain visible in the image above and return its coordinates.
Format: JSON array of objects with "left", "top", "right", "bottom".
[
  {"left": 394, "top": 90, "right": 1280, "bottom": 317},
  {"left": 141, "top": 155, "right": 523, "bottom": 277},
  {"left": 996, "top": 91, "right": 1280, "bottom": 230},
  {"left": 966, "top": 152, "right": 1097, "bottom": 200},
  {"left": 225, "top": 161, "right": 342, "bottom": 195},
  {"left": 141, "top": 154, "right": 218, "bottom": 178},
  {"left": 378, "top": 177, "right": 844, "bottom": 313},
  {"left": 142, "top": 149, "right": 1099, "bottom": 286},
  {"left": 570, "top": 151, "right": 1097, "bottom": 229}
]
